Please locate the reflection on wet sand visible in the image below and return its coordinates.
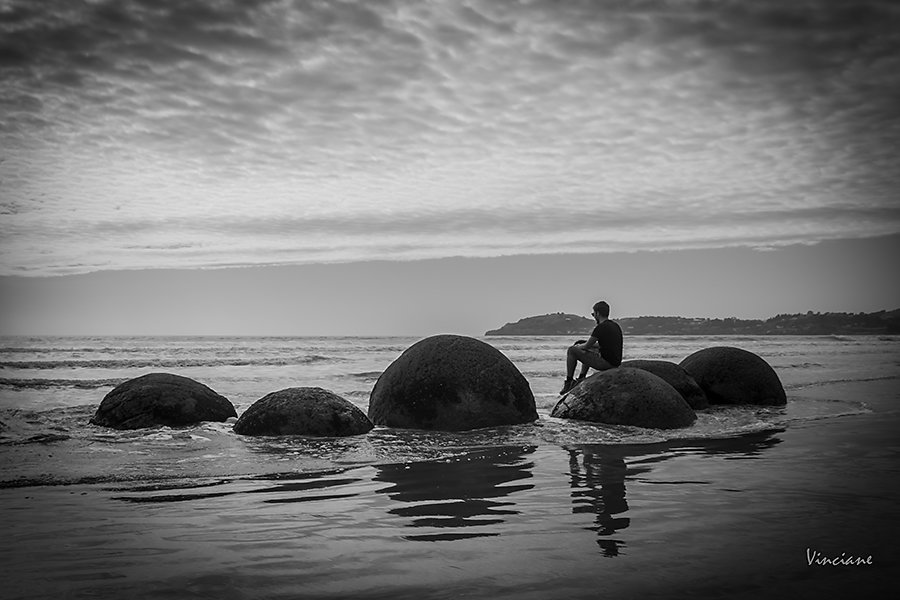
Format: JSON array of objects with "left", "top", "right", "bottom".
[
  {"left": 374, "top": 446, "right": 536, "bottom": 542},
  {"left": 564, "top": 429, "right": 785, "bottom": 557},
  {"left": 566, "top": 447, "right": 630, "bottom": 557}
]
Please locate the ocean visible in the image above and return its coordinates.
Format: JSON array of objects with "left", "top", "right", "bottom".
[{"left": 1, "top": 334, "right": 898, "bottom": 598}]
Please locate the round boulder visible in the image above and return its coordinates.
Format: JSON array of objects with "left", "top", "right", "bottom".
[
  {"left": 621, "top": 359, "right": 709, "bottom": 409},
  {"left": 679, "top": 346, "right": 786, "bottom": 406},
  {"left": 551, "top": 368, "right": 696, "bottom": 429},
  {"left": 234, "top": 387, "right": 373, "bottom": 437},
  {"left": 90, "top": 372, "right": 237, "bottom": 429},
  {"left": 368, "top": 334, "right": 538, "bottom": 431}
]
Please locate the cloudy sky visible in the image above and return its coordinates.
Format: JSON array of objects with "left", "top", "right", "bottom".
[{"left": 1, "top": 0, "right": 899, "bottom": 335}]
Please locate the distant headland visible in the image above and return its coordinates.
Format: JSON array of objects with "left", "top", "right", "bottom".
[{"left": 485, "top": 309, "right": 900, "bottom": 336}]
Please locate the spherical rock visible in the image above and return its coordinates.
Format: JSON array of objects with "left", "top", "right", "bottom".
[
  {"left": 90, "top": 372, "right": 237, "bottom": 430},
  {"left": 679, "top": 346, "right": 786, "bottom": 406},
  {"left": 368, "top": 334, "right": 537, "bottom": 431},
  {"left": 621, "top": 359, "right": 709, "bottom": 409},
  {"left": 551, "top": 367, "right": 696, "bottom": 429},
  {"left": 233, "top": 387, "right": 373, "bottom": 437}
]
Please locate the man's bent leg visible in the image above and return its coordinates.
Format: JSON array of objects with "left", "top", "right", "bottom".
[
  {"left": 568, "top": 345, "right": 612, "bottom": 373},
  {"left": 565, "top": 345, "right": 579, "bottom": 379},
  {"left": 562, "top": 345, "right": 582, "bottom": 393},
  {"left": 564, "top": 346, "right": 615, "bottom": 394}
]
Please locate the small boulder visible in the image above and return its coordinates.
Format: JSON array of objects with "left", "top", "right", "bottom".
[
  {"left": 679, "top": 346, "right": 786, "bottom": 406},
  {"left": 551, "top": 368, "right": 696, "bottom": 429},
  {"left": 234, "top": 387, "right": 373, "bottom": 437},
  {"left": 90, "top": 373, "right": 237, "bottom": 429},
  {"left": 621, "top": 359, "right": 709, "bottom": 409},
  {"left": 368, "top": 334, "right": 538, "bottom": 431}
]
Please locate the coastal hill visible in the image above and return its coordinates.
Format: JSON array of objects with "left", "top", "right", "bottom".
[{"left": 485, "top": 309, "right": 900, "bottom": 336}]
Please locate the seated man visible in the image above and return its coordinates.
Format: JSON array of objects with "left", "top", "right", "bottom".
[{"left": 560, "top": 300, "right": 623, "bottom": 394}]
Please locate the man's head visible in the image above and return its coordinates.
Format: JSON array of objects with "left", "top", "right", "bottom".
[{"left": 592, "top": 301, "right": 610, "bottom": 320}]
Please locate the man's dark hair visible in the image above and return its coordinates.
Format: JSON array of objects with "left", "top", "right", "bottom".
[{"left": 593, "top": 301, "right": 610, "bottom": 318}]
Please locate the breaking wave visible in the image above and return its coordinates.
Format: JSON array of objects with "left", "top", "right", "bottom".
[{"left": 0, "top": 355, "right": 342, "bottom": 370}]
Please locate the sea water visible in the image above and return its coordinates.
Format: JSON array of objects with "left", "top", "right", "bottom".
[
  {"left": 1, "top": 335, "right": 898, "bottom": 598},
  {"left": 0, "top": 335, "right": 884, "bottom": 469}
]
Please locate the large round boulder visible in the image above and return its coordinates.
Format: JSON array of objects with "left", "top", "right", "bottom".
[
  {"left": 90, "top": 373, "right": 237, "bottom": 429},
  {"left": 234, "top": 387, "right": 373, "bottom": 437},
  {"left": 368, "top": 334, "right": 538, "bottom": 431},
  {"left": 621, "top": 359, "right": 709, "bottom": 409},
  {"left": 679, "top": 346, "right": 786, "bottom": 406},
  {"left": 551, "top": 368, "right": 696, "bottom": 429}
]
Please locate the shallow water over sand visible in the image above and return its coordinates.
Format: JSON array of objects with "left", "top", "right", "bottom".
[{"left": 2, "top": 335, "right": 898, "bottom": 598}]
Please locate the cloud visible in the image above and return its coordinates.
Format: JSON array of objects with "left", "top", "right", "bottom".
[
  {"left": 1, "top": 0, "right": 899, "bottom": 276},
  {"left": 5, "top": 197, "right": 898, "bottom": 276}
]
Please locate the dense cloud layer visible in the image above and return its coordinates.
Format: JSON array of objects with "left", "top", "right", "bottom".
[{"left": 1, "top": 0, "right": 898, "bottom": 274}]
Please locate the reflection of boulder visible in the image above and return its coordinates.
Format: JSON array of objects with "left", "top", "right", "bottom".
[
  {"left": 680, "top": 346, "right": 786, "bottom": 406},
  {"left": 692, "top": 428, "right": 784, "bottom": 457},
  {"left": 234, "top": 387, "right": 373, "bottom": 437},
  {"left": 551, "top": 368, "right": 696, "bottom": 429},
  {"left": 621, "top": 359, "right": 709, "bottom": 409},
  {"left": 368, "top": 335, "right": 538, "bottom": 431},
  {"left": 374, "top": 446, "right": 534, "bottom": 541},
  {"left": 90, "top": 373, "right": 236, "bottom": 430}
]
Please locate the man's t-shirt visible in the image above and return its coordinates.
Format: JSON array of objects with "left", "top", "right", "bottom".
[{"left": 591, "top": 320, "right": 623, "bottom": 367}]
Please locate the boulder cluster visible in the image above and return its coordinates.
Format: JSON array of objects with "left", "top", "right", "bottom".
[
  {"left": 551, "top": 367, "right": 697, "bottom": 429},
  {"left": 551, "top": 346, "right": 786, "bottom": 428},
  {"left": 91, "top": 374, "right": 373, "bottom": 437},
  {"left": 89, "top": 337, "right": 786, "bottom": 436}
]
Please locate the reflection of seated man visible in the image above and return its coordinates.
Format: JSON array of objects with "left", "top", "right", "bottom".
[
  {"left": 560, "top": 301, "right": 623, "bottom": 394},
  {"left": 567, "top": 448, "right": 630, "bottom": 557}
]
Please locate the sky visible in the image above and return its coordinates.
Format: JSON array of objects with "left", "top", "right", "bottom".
[{"left": 1, "top": 0, "right": 899, "bottom": 336}]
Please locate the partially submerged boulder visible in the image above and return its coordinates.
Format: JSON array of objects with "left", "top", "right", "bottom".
[
  {"left": 621, "top": 359, "right": 709, "bottom": 409},
  {"left": 368, "top": 334, "right": 537, "bottom": 431},
  {"left": 234, "top": 387, "right": 373, "bottom": 436},
  {"left": 679, "top": 346, "right": 786, "bottom": 406},
  {"left": 551, "top": 367, "right": 696, "bottom": 429},
  {"left": 90, "top": 373, "right": 237, "bottom": 429}
]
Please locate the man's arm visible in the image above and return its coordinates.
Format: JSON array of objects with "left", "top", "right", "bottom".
[{"left": 578, "top": 337, "right": 599, "bottom": 351}]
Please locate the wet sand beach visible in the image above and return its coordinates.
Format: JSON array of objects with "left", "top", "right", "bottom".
[
  {"left": 1, "top": 335, "right": 898, "bottom": 598},
  {"left": 3, "top": 375, "right": 897, "bottom": 600}
]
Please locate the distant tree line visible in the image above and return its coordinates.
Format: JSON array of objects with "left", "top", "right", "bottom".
[{"left": 485, "top": 310, "right": 900, "bottom": 336}]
